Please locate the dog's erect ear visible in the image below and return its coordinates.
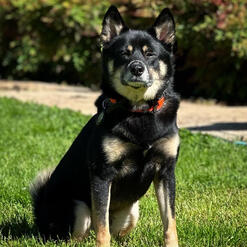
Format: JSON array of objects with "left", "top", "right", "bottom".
[
  {"left": 149, "top": 8, "right": 175, "bottom": 45},
  {"left": 100, "top": 6, "right": 127, "bottom": 44}
]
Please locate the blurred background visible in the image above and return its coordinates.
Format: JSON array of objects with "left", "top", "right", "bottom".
[{"left": 0, "top": 0, "right": 247, "bottom": 105}]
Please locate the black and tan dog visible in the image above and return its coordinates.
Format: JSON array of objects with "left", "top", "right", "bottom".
[{"left": 30, "top": 6, "right": 180, "bottom": 247}]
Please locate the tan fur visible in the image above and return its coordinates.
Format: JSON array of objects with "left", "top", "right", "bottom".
[
  {"left": 103, "top": 136, "right": 132, "bottom": 163},
  {"left": 127, "top": 45, "right": 133, "bottom": 52},
  {"left": 103, "top": 137, "right": 138, "bottom": 178},
  {"left": 143, "top": 61, "right": 167, "bottom": 100},
  {"left": 111, "top": 201, "right": 139, "bottom": 237},
  {"left": 154, "top": 179, "right": 178, "bottom": 247},
  {"left": 72, "top": 200, "right": 91, "bottom": 240},
  {"left": 92, "top": 185, "right": 112, "bottom": 247},
  {"left": 165, "top": 194, "right": 178, "bottom": 247},
  {"left": 96, "top": 225, "right": 111, "bottom": 247},
  {"left": 155, "top": 134, "right": 180, "bottom": 157},
  {"left": 165, "top": 216, "right": 178, "bottom": 247},
  {"left": 154, "top": 178, "right": 167, "bottom": 227},
  {"left": 144, "top": 68, "right": 163, "bottom": 100},
  {"left": 142, "top": 45, "right": 148, "bottom": 52},
  {"left": 159, "top": 61, "right": 167, "bottom": 77}
]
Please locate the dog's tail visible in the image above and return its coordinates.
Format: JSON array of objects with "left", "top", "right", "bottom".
[
  {"left": 30, "top": 168, "right": 55, "bottom": 238},
  {"left": 30, "top": 168, "right": 54, "bottom": 223},
  {"left": 30, "top": 168, "right": 54, "bottom": 202}
]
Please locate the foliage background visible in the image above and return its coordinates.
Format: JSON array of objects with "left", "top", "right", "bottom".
[{"left": 0, "top": 0, "right": 247, "bottom": 104}]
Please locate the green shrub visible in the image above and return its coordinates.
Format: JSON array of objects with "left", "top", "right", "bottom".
[
  {"left": 0, "top": 0, "right": 109, "bottom": 86},
  {"left": 0, "top": 0, "right": 246, "bottom": 103},
  {"left": 163, "top": 0, "right": 247, "bottom": 104}
]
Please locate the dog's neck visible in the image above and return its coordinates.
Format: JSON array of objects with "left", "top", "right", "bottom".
[{"left": 102, "top": 96, "right": 165, "bottom": 113}]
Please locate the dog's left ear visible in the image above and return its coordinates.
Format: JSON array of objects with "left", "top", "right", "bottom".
[
  {"left": 100, "top": 6, "right": 127, "bottom": 45},
  {"left": 149, "top": 8, "right": 175, "bottom": 46}
]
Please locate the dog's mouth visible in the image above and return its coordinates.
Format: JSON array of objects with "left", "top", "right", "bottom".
[{"left": 122, "top": 80, "right": 152, "bottom": 89}]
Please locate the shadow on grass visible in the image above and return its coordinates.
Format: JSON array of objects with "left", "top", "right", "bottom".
[
  {"left": 187, "top": 122, "right": 247, "bottom": 131},
  {"left": 0, "top": 217, "right": 37, "bottom": 239}
]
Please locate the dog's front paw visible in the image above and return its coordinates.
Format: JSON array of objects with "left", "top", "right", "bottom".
[
  {"left": 97, "top": 243, "right": 110, "bottom": 247},
  {"left": 96, "top": 239, "right": 110, "bottom": 247},
  {"left": 96, "top": 232, "right": 111, "bottom": 247},
  {"left": 164, "top": 239, "right": 179, "bottom": 247},
  {"left": 97, "top": 242, "right": 110, "bottom": 247}
]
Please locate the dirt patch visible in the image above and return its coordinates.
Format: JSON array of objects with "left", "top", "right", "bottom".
[{"left": 0, "top": 80, "right": 246, "bottom": 142}]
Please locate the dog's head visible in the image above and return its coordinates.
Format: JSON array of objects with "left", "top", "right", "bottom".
[{"left": 100, "top": 6, "right": 176, "bottom": 103}]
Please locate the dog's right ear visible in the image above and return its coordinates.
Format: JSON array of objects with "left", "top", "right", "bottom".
[{"left": 100, "top": 6, "right": 127, "bottom": 45}]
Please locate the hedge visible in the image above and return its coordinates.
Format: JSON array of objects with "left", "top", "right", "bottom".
[{"left": 0, "top": 0, "right": 247, "bottom": 104}]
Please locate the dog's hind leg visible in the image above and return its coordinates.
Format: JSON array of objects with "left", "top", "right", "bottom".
[
  {"left": 110, "top": 201, "right": 139, "bottom": 237},
  {"left": 72, "top": 200, "right": 92, "bottom": 240}
]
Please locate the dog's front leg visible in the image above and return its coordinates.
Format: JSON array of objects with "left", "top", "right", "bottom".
[
  {"left": 153, "top": 164, "right": 178, "bottom": 247},
  {"left": 91, "top": 176, "right": 111, "bottom": 247}
]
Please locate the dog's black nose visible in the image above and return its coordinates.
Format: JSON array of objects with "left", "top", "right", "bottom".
[{"left": 129, "top": 61, "right": 145, "bottom": 77}]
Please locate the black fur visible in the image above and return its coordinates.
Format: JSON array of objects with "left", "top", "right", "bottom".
[{"left": 31, "top": 6, "right": 180, "bottom": 244}]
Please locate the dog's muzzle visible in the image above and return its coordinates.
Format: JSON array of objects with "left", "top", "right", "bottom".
[{"left": 122, "top": 60, "right": 151, "bottom": 88}]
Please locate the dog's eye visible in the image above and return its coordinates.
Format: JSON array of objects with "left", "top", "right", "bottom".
[
  {"left": 120, "top": 50, "right": 131, "bottom": 56},
  {"left": 145, "top": 51, "right": 156, "bottom": 57}
]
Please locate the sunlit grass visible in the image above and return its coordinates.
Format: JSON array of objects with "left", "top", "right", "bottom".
[{"left": 0, "top": 97, "right": 246, "bottom": 246}]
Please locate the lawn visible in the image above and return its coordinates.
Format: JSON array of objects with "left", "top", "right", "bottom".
[{"left": 0, "top": 97, "right": 246, "bottom": 247}]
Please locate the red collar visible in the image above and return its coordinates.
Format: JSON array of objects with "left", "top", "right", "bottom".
[{"left": 109, "top": 97, "right": 165, "bottom": 113}]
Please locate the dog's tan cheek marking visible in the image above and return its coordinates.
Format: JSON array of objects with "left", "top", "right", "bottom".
[
  {"left": 149, "top": 68, "right": 159, "bottom": 80},
  {"left": 103, "top": 137, "right": 129, "bottom": 163},
  {"left": 143, "top": 61, "right": 167, "bottom": 100},
  {"left": 143, "top": 68, "right": 162, "bottom": 100},
  {"left": 159, "top": 61, "right": 167, "bottom": 77}
]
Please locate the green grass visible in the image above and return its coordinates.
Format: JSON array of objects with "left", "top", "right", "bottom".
[{"left": 0, "top": 97, "right": 246, "bottom": 247}]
